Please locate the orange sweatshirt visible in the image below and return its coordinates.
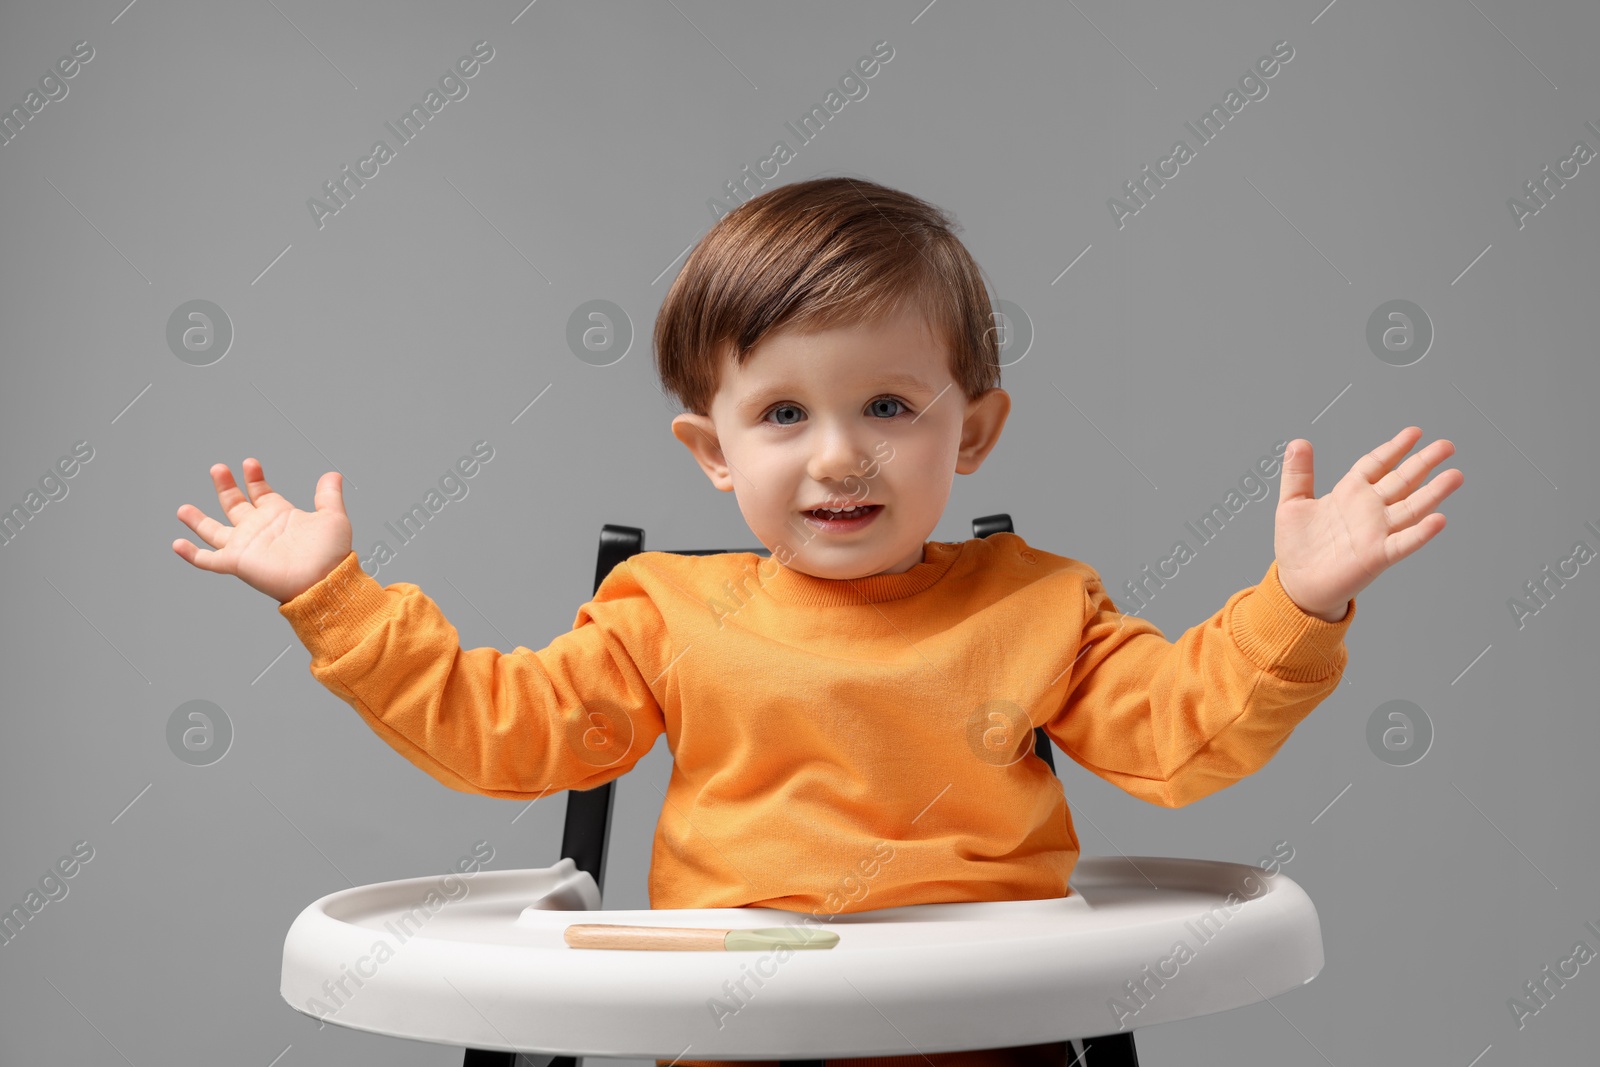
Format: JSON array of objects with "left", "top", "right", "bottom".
[
  {"left": 278, "top": 532, "right": 1353, "bottom": 1065},
  {"left": 279, "top": 530, "right": 1355, "bottom": 910}
]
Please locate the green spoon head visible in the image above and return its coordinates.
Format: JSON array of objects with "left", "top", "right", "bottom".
[{"left": 724, "top": 926, "right": 840, "bottom": 951}]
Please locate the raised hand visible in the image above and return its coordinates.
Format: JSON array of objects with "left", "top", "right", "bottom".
[
  {"left": 173, "top": 459, "right": 354, "bottom": 604},
  {"left": 1273, "top": 427, "right": 1463, "bottom": 622}
]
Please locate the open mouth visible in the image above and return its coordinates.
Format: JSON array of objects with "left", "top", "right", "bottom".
[{"left": 802, "top": 504, "right": 882, "bottom": 531}]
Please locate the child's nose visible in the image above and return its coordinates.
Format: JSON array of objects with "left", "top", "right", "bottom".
[{"left": 805, "top": 422, "right": 873, "bottom": 486}]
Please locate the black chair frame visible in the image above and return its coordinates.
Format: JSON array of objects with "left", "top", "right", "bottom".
[{"left": 463, "top": 515, "right": 1139, "bottom": 1067}]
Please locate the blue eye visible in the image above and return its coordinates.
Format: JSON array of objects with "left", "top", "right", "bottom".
[{"left": 761, "top": 396, "right": 910, "bottom": 425}]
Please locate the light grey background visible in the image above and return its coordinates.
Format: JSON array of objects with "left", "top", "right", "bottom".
[{"left": 2, "top": 0, "right": 1596, "bottom": 1064}]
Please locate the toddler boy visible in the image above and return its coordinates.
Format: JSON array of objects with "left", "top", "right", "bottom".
[{"left": 174, "top": 177, "right": 1460, "bottom": 1067}]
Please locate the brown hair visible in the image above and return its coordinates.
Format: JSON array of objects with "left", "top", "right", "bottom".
[{"left": 654, "top": 176, "right": 1001, "bottom": 416}]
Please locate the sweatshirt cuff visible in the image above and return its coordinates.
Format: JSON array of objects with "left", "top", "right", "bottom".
[
  {"left": 277, "top": 550, "right": 395, "bottom": 665},
  {"left": 1229, "top": 559, "right": 1356, "bottom": 683}
]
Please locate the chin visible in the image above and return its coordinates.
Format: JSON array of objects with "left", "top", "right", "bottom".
[{"left": 791, "top": 549, "right": 903, "bottom": 581}]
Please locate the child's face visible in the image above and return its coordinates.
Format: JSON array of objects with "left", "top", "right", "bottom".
[{"left": 671, "top": 304, "right": 1010, "bottom": 580}]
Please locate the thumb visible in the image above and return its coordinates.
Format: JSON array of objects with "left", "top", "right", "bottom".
[
  {"left": 1279, "top": 439, "right": 1315, "bottom": 504},
  {"left": 312, "top": 471, "right": 348, "bottom": 515}
]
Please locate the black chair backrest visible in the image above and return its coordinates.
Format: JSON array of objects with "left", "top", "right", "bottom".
[{"left": 559, "top": 513, "right": 1056, "bottom": 899}]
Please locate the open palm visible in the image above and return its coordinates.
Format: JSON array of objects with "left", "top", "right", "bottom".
[
  {"left": 1274, "top": 427, "right": 1462, "bottom": 622},
  {"left": 172, "top": 459, "right": 353, "bottom": 604}
]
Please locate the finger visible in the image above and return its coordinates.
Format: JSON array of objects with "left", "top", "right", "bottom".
[
  {"left": 1351, "top": 426, "right": 1424, "bottom": 492},
  {"left": 241, "top": 457, "right": 282, "bottom": 506},
  {"left": 1278, "top": 438, "right": 1316, "bottom": 504},
  {"left": 311, "top": 471, "right": 347, "bottom": 515},
  {"left": 172, "top": 537, "right": 223, "bottom": 572},
  {"left": 211, "top": 463, "right": 254, "bottom": 524},
  {"left": 175, "top": 503, "right": 233, "bottom": 550},
  {"left": 1374, "top": 436, "right": 1456, "bottom": 508},
  {"left": 1384, "top": 511, "right": 1447, "bottom": 568},
  {"left": 1387, "top": 467, "right": 1464, "bottom": 533}
]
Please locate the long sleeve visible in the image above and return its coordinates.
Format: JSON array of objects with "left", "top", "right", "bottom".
[
  {"left": 1044, "top": 558, "right": 1355, "bottom": 808},
  {"left": 276, "top": 551, "right": 666, "bottom": 799}
]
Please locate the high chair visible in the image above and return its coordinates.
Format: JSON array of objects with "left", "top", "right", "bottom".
[{"left": 278, "top": 517, "right": 1327, "bottom": 1065}]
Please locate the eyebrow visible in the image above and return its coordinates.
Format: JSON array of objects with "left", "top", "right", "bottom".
[{"left": 734, "top": 372, "right": 936, "bottom": 417}]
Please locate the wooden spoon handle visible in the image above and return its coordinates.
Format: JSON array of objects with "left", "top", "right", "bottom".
[{"left": 564, "top": 924, "right": 729, "bottom": 950}]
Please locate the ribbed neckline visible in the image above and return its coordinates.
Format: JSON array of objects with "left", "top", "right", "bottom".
[{"left": 757, "top": 540, "right": 967, "bottom": 606}]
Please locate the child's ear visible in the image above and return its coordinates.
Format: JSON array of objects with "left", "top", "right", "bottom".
[
  {"left": 671, "top": 414, "right": 735, "bottom": 492},
  {"left": 955, "top": 388, "right": 1011, "bottom": 475}
]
